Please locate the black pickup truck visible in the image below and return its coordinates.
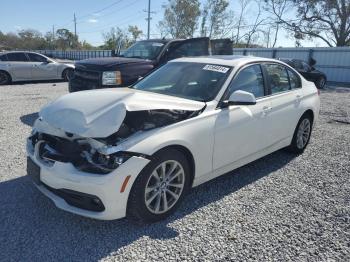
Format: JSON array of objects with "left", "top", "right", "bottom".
[{"left": 69, "top": 37, "right": 232, "bottom": 92}]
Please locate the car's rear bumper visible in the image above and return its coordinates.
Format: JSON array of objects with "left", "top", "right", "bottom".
[{"left": 27, "top": 143, "right": 150, "bottom": 220}]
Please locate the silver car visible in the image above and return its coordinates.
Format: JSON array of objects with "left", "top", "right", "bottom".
[{"left": 0, "top": 51, "right": 75, "bottom": 85}]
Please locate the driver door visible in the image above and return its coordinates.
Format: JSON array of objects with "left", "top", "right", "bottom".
[
  {"left": 26, "top": 53, "right": 58, "bottom": 80},
  {"left": 213, "top": 64, "right": 272, "bottom": 170}
]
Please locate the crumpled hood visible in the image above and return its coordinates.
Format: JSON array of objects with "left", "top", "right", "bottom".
[{"left": 39, "top": 88, "right": 205, "bottom": 138}]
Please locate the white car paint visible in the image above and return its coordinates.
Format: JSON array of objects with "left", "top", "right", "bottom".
[
  {"left": 0, "top": 51, "right": 74, "bottom": 82},
  {"left": 27, "top": 56, "right": 320, "bottom": 220},
  {"left": 40, "top": 88, "right": 205, "bottom": 138}
]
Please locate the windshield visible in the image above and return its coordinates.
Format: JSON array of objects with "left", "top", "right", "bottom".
[
  {"left": 133, "top": 62, "right": 232, "bottom": 102},
  {"left": 121, "top": 41, "right": 165, "bottom": 60}
]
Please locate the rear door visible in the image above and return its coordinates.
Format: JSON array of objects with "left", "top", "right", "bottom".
[
  {"left": 27, "top": 53, "right": 58, "bottom": 80},
  {"left": 262, "top": 63, "right": 304, "bottom": 145},
  {"left": 5, "top": 52, "right": 32, "bottom": 80}
]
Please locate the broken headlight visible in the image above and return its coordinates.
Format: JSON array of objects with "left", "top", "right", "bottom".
[{"left": 80, "top": 151, "right": 133, "bottom": 174}]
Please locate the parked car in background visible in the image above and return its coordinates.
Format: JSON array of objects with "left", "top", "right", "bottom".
[
  {"left": 279, "top": 58, "right": 327, "bottom": 89},
  {"left": 27, "top": 56, "right": 320, "bottom": 222},
  {"left": 0, "top": 51, "right": 75, "bottom": 85},
  {"left": 69, "top": 37, "right": 233, "bottom": 92}
]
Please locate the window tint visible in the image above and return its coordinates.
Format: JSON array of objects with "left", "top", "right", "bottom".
[
  {"left": 0, "top": 54, "right": 8, "bottom": 61},
  {"left": 6, "top": 52, "right": 28, "bottom": 62},
  {"left": 226, "top": 64, "right": 265, "bottom": 99},
  {"left": 265, "top": 64, "right": 290, "bottom": 94},
  {"left": 287, "top": 69, "right": 301, "bottom": 89},
  {"left": 27, "top": 53, "right": 48, "bottom": 62}
]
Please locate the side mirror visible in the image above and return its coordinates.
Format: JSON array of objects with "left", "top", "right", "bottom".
[{"left": 222, "top": 90, "right": 256, "bottom": 107}]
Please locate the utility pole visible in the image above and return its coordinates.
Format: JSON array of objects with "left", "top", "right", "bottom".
[
  {"left": 144, "top": 0, "right": 155, "bottom": 39},
  {"left": 52, "top": 25, "right": 55, "bottom": 40},
  {"left": 147, "top": 0, "right": 151, "bottom": 39},
  {"left": 74, "top": 13, "right": 77, "bottom": 38}
]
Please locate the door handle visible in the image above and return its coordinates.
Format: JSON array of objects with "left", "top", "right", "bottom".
[
  {"left": 262, "top": 106, "right": 272, "bottom": 116},
  {"left": 296, "top": 95, "right": 302, "bottom": 102}
]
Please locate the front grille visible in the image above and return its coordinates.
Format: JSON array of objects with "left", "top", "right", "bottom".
[{"left": 72, "top": 69, "right": 101, "bottom": 88}]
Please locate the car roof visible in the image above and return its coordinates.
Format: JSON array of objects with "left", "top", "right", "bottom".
[{"left": 171, "top": 55, "right": 284, "bottom": 67}]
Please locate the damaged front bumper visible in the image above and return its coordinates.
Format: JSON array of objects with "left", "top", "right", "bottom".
[{"left": 26, "top": 135, "right": 150, "bottom": 220}]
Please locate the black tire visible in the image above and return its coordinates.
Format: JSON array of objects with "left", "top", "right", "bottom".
[
  {"left": 127, "top": 148, "right": 191, "bottom": 223},
  {"left": 0, "top": 71, "right": 11, "bottom": 85},
  {"left": 316, "top": 76, "right": 326, "bottom": 89},
  {"left": 287, "top": 113, "right": 313, "bottom": 154},
  {"left": 62, "top": 68, "right": 73, "bottom": 81}
]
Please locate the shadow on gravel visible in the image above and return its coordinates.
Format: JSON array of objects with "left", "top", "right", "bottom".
[
  {"left": 20, "top": 112, "right": 39, "bottom": 127},
  {"left": 0, "top": 150, "right": 295, "bottom": 261}
]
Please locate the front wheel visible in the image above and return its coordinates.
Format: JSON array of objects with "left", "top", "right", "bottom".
[
  {"left": 0, "top": 71, "right": 11, "bottom": 85},
  {"left": 287, "top": 114, "right": 313, "bottom": 154},
  {"left": 127, "top": 149, "right": 191, "bottom": 223},
  {"left": 62, "top": 68, "right": 73, "bottom": 81}
]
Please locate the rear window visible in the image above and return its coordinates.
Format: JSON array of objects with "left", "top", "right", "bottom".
[{"left": 6, "top": 53, "right": 28, "bottom": 62}]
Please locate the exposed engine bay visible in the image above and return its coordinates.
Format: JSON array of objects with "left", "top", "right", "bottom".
[{"left": 29, "top": 108, "right": 202, "bottom": 174}]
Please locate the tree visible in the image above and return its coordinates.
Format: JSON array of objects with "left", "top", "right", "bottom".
[
  {"left": 102, "top": 27, "right": 131, "bottom": 50},
  {"left": 266, "top": 0, "right": 350, "bottom": 47},
  {"left": 159, "top": 0, "right": 201, "bottom": 38},
  {"left": 243, "top": 0, "right": 266, "bottom": 47},
  {"left": 55, "top": 29, "right": 79, "bottom": 50},
  {"left": 200, "top": 0, "right": 229, "bottom": 38},
  {"left": 128, "top": 25, "right": 143, "bottom": 42},
  {"left": 234, "top": 0, "right": 250, "bottom": 44}
]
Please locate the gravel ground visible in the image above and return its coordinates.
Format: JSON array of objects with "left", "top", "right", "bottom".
[{"left": 0, "top": 82, "right": 349, "bottom": 262}]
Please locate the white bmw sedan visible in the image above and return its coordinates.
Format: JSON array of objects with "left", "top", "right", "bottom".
[
  {"left": 26, "top": 56, "right": 320, "bottom": 222},
  {"left": 0, "top": 51, "right": 74, "bottom": 85}
]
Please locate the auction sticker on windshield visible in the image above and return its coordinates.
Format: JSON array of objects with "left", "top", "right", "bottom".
[{"left": 203, "top": 64, "right": 230, "bottom": 73}]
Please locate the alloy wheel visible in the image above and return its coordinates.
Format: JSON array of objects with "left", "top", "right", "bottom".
[
  {"left": 144, "top": 160, "right": 185, "bottom": 214},
  {"left": 296, "top": 118, "right": 311, "bottom": 149}
]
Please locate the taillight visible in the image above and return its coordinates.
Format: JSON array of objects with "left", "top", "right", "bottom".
[{"left": 317, "top": 89, "right": 320, "bottom": 95}]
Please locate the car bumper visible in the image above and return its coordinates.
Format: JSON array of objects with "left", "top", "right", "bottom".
[{"left": 26, "top": 142, "right": 150, "bottom": 220}]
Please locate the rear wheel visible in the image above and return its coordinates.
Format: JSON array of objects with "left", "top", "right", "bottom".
[
  {"left": 62, "top": 68, "right": 73, "bottom": 81},
  {"left": 127, "top": 149, "right": 191, "bottom": 223},
  {"left": 288, "top": 114, "right": 313, "bottom": 154},
  {"left": 316, "top": 76, "right": 326, "bottom": 89},
  {"left": 0, "top": 71, "right": 11, "bottom": 85}
]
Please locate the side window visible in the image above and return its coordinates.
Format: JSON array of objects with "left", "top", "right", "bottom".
[
  {"left": 226, "top": 64, "right": 265, "bottom": 99},
  {"left": 27, "top": 53, "right": 48, "bottom": 62},
  {"left": 166, "top": 40, "right": 208, "bottom": 61},
  {"left": 6, "top": 52, "right": 28, "bottom": 62},
  {"left": 287, "top": 69, "right": 301, "bottom": 89},
  {"left": 0, "top": 54, "right": 8, "bottom": 61},
  {"left": 292, "top": 60, "right": 303, "bottom": 70},
  {"left": 265, "top": 64, "right": 290, "bottom": 94},
  {"left": 301, "top": 62, "right": 311, "bottom": 72}
]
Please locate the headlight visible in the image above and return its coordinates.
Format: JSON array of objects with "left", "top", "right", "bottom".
[
  {"left": 102, "top": 71, "right": 122, "bottom": 85},
  {"left": 79, "top": 151, "right": 132, "bottom": 174}
]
